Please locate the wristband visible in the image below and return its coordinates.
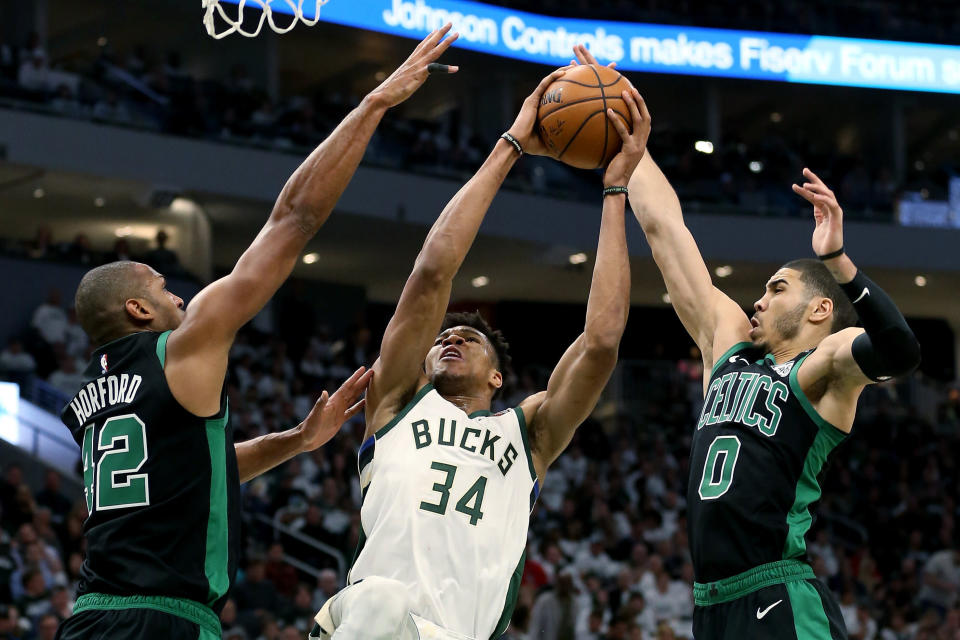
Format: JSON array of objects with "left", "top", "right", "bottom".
[
  {"left": 500, "top": 132, "right": 523, "bottom": 156},
  {"left": 818, "top": 247, "right": 844, "bottom": 261},
  {"left": 603, "top": 186, "right": 628, "bottom": 198}
]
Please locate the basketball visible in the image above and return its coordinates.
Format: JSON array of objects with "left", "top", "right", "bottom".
[{"left": 537, "top": 64, "right": 633, "bottom": 170}]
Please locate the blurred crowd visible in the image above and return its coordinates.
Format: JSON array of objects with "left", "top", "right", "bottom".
[
  {"left": 1, "top": 289, "right": 959, "bottom": 639},
  {"left": 0, "top": 31, "right": 914, "bottom": 221},
  {"left": 0, "top": 226, "right": 188, "bottom": 280}
]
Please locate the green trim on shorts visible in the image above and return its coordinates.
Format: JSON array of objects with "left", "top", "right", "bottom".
[
  {"left": 693, "top": 560, "right": 815, "bottom": 606},
  {"left": 73, "top": 592, "right": 222, "bottom": 637},
  {"left": 785, "top": 580, "right": 834, "bottom": 640}
]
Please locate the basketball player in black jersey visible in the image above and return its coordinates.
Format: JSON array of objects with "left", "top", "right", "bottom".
[
  {"left": 54, "top": 26, "right": 459, "bottom": 640},
  {"left": 626, "top": 138, "right": 921, "bottom": 635}
]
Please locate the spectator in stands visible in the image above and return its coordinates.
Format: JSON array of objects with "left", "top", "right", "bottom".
[
  {"left": 59, "top": 233, "right": 96, "bottom": 265},
  {"left": 47, "top": 355, "right": 84, "bottom": 396},
  {"left": 16, "top": 568, "right": 51, "bottom": 620},
  {"left": 0, "top": 338, "right": 37, "bottom": 377},
  {"left": 31, "top": 288, "right": 68, "bottom": 346},
  {"left": 26, "top": 225, "right": 54, "bottom": 260},
  {"left": 265, "top": 543, "right": 298, "bottom": 599},
  {"left": 0, "top": 604, "right": 23, "bottom": 640},
  {"left": 220, "top": 598, "right": 248, "bottom": 640},
  {"left": 17, "top": 48, "right": 49, "bottom": 92},
  {"left": 233, "top": 557, "right": 283, "bottom": 619},
  {"left": 529, "top": 572, "right": 589, "bottom": 639},
  {"left": 34, "top": 472, "right": 71, "bottom": 526},
  {"left": 104, "top": 237, "right": 134, "bottom": 262},
  {"left": 92, "top": 90, "right": 131, "bottom": 124},
  {"left": 917, "top": 549, "right": 960, "bottom": 616},
  {"left": 143, "top": 228, "right": 180, "bottom": 274},
  {"left": 36, "top": 613, "right": 60, "bottom": 640},
  {"left": 50, "top": 84, "right": 83, "bottom": 117},
  {"left": 62, "top": 308, "right": 88, "bottom": 361},
  {"left": 47, "top": 584, "right": 72, "bottom": 621},
  {"left": 311, "top": 569, "right": 338, "bottom": 612}
]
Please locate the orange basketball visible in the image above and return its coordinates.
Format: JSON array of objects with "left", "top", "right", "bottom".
[{"left": 537, "top": 64, "right": 632, "bottom": 170}]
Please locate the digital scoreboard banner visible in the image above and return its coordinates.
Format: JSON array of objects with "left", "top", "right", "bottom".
[{"left": 229, "top": 0, "right": 960, "bottom": 94}]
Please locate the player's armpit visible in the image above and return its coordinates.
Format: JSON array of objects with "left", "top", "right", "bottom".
[{"left": 793, "top": 328, "right": 871, "bottom": 432}]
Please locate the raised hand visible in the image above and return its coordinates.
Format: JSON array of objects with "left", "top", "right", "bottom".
[
  {"left": 505, "top": 65, "right": 572, "bottom": 156},
  {"left": 369, "top": 24, "right": 459, "bottom": 108},
  {"left": 570, "top": 43, "right": 617, "bottom": 69},
  {"left": 792, "top": 168, "right": 844, "bottom": 257},
  {"left": 298, "top": 366, "right": 373, "bottom": 453},
  {"left": 603, "top": 88, "right": 652, "bottom": 188}
]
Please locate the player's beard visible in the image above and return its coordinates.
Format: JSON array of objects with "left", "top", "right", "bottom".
[
  {"left": 773, "top": 300, "right": 808, "bottom": 342},
  {"left": 430, "top": 368, "right": 477, "bottom": 398}
]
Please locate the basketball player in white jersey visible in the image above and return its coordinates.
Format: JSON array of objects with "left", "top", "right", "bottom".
[{"left": 309, "top": 70, "right": 652, "bottom": 639}]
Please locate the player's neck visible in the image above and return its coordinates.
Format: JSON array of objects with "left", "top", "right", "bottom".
[
  {"left": 768, "top": 334, "right": 822, "bottom": 364},
  {"left": 441, "top": 392, "right": 491, "bottom": 416}
]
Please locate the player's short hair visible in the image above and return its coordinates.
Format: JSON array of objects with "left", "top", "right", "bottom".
[
  {"left": 75, "top": 261, "right": 146, "bottom": 347},
  {"left": 441, "top": 311, "right": 512, "bottom": 401},
  {"left": 782, "top": 259, "right": 858, "bottom": 333}
]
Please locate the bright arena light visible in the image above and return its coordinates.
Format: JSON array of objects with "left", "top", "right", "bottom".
[
  {"left": 569, "top": 252, "right": 588, "bottom": 265},
  {"left": 715, "top": 265, "right": 733, "bottom": 278},
  {"left": 471, "top": 276, "right": 489, "bottom": 288},
  {"left": 170, "top": 197, "right": 197, "bottom": 214},
  {"left": 749, "top": 161, "right": 764, "bottom": 173},
  {"left": 115, "top": 226, "right": 134, "bottom": 237},
  {"left": 94, "top": 197, "right": 106, "bottom": 207},
  {"left": 33, "top": 188, "right": 44, "bottom": 198},
  {"left": 914, "top": 275, "right": 927, "bottom": 287},
  {"left": 302, "top": 253, "right": 319, "bottom": 265},
  {"left": 694, "top": 140, "right": 714, "bottom": 154}
]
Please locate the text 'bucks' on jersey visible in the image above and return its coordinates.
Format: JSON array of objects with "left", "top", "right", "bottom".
[
  {"left": 687, "top": 343, "right": 848, "bottom": 584},
  {"left": 349, "top": 384, "right": 540, "bottom": 640},
  {"left": 59, "top": 331, "right": 240, "bottom": 613}
]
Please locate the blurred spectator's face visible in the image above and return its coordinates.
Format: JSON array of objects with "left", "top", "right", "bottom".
[
  {"left": 247, "top": 561, "right": 265, "bottom": 582},
  {"left": 319, "top": 570, "right": 337, "bottom": 595},
  {"left": 26, "top": 571, "right": 46, "bottom": 594},
  {"left": 18, "top": 523, "right": 37, "bottom": 544},
  {"left": 281, "top": 627, "right": 300, "bottom": 640},
  {"left": 51, "top": 588, "right": 68, "bottom": 609},
  {"left": 268, "top": 544, "right": 284, "bottom": 562},
  {"left": 220, "top": 599, "right": 236, "bottom": 624},
  {"left": 38, "top": 615, "right": 58, "bottom": 640},
  {"left": 295, "top": 586, "right": 311, "bottom": 608},
  {"left": 45, "top": 471, "right": 60, "bottom": 491},
  {"left": 6, "top": 465, "right": 22, "bottom": 485}
]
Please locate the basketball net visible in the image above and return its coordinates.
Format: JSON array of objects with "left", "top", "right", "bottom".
[{"left": 202, "top": 0, "right": 329, "bottom": 39}]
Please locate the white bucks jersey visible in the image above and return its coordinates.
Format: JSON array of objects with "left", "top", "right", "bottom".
[{"left": 350, "top": 384, "right": 540, "bottom": 640}]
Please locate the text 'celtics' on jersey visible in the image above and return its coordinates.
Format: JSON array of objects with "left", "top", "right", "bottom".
[
  {"left": 687, "top": 343, "right": 848, "bottom": 584},
  {"left": 349, "top": 384, "right": 540, "bottom": 640},
  {"left": 60, "top": 331, "right": 240, "bottom": 613}
]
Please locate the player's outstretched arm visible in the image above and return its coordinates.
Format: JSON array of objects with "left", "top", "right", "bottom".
[
  {"left": 365, "top": 66, "right": 569, "bottom": 433},
  {"left": 791, "top": 169, "right": 920, "bottom": 427},
  {"left": 521, "top": 89, "right": 648, "bottom": 478},
  {"left": 627, "top": 155, "right": 751, "bottom": 376},
  {"left": 165, "top": 26, "right": 458, "bottom": 417},
  {"left": 235, "top": 367, "right": 372, "bottom": 483}
]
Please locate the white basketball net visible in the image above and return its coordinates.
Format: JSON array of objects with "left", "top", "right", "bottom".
[{"left": 202, "top": 0, "right": 329, "bottom": 39}]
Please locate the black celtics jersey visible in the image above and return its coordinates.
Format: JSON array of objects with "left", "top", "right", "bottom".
[
  {"left": 687, "top": 342, "right": 847, "bottom": 584},
  {"left": 60, "top": 331, "right": 239, "bottom": 613}
]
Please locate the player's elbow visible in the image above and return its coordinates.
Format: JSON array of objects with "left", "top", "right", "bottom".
[
  {"left": 583, "top": 331, "right": 622, "bottom": 362},
  {"left": 884, "top": 331, "right": 921, "bottom": 377}
]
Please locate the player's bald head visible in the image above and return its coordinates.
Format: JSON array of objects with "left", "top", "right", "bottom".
[{"left": 75, "top": 261, "right": 153, "bottom": 346}]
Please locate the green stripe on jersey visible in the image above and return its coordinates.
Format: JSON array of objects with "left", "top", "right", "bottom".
[
  {"left": 374, "top": 383, "right": 434, "bottom": 439},
  {"left": 785, "top": 580, "right": 834, "bottom": 640},
  {"left": 204, "top": 406, "right": 230, "bottom": 606},
  {"left": 710, "top": 342, "right": 753, "bottom": 379},
  {"left": 156, "top": 330, "right": 171, "bottom": 368},
  {"left": 489, "top": 551, "right": 525, "bottom": 639},
  {"left": 783, "top": 354, "right": 846, "bottom": 559},
  {"left": 514, "top": 406, "right": 538, "bottom": 483}
]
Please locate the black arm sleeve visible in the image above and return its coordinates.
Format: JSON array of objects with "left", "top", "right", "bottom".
[{"left": 839, "top": 270, "right": 921, "bottom": 381}]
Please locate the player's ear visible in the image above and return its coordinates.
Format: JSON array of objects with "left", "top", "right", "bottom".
[
  {"left": 124, "top": 297, "right": 154, "bottom": 323},
  {"left": 490, "top": 369, "right": 503, "bottom": 390},
  {"left": 809, "top": 296, "right": 833, "bottom": 326}
]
